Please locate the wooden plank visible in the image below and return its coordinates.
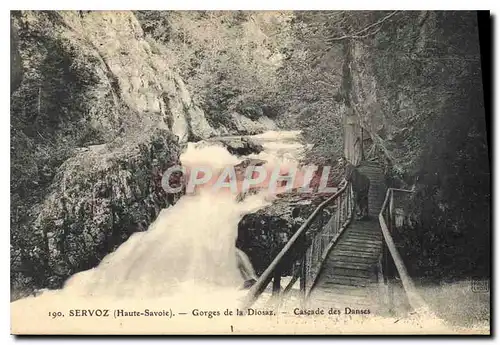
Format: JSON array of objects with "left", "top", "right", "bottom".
[
  {"left": 325, "top": 269, "right": 374, "bottom": 280},
  {"left": 319, "top": 269, "right": 375, "bottom": 281},
  {"left": 326, "top": 262, "right": 375, "bottom": 271},
  {"left": 327, "top": 261, "right": 377, "bottom": 270},
  {"left": 339, "top": 237, "right": 382, "bottom": 244},
  {"left": 332, "top": 246, "right": 380, "bottom": 253},
  {"left": 335, "top": 245, "right": 381, "bottom": 254},
  {"left": 336, "top": 237, "right": 382, "bottom": 245},
  {"left": 329, "top": 254, "right": 379, "bottom": 263},
  {"left": 342, "top": 237, "right": 382, "bottom": 243},
  {"left": 330, "top": 250, "right": 380, "bottom": 259},
  {"left": 316, "top": 276, "right": 371, "bottom": 287},
  {"left": 339, "top": 234, "right": 382, "bottom": 241},
  {"left": 348, "top": 225, "right": 380, "bottom": 229},
  {"left": 345, "top": 233, "right": 380, "bottom": 239},
  {"left": 330, "top": 265, "right": 375, "bottom": 274},
  {"left": 346, "top": 233, "right": 381, "bottom": 239},
  {"left": 339, "top": 238, "right": 382, "bottom": 245},
  {"left": 347, "top": 229, "right": 380, "bottom": 234},
  {"left": 345, "top": 229, "right": 381, "bottom": 235},
  {"left": 348, "top": 226, "right": 380, "bottom": 232},
  {"left": 346, "top": 226, "right": 381, "bottom": 232},
  {"left": 330, "top": 255, "right": 379, "bottom": 264},
  {"left": 312, "top": 292, "right": 374, "bottom": 304},
  {"left": 337, "top": 243, "right": 382, "bottom": 251}
]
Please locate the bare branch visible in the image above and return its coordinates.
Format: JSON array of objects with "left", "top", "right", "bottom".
[
  {"left": 327, "top": 11, "right": 400, "bottom": 42},
  {"left": 351, "top": 24, "right": 384, "bottom": 39}
]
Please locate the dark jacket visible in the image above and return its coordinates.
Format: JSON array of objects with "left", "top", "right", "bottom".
[{"left": 345, "top": 163, "right": 370, "bottom": 195}]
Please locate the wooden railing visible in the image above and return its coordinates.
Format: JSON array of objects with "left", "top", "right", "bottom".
[
  {"left": 240, "top": 181, "right": 354, "bottom": 309},
  {"left": 378, "top": 188, "right": 428, "bottom": 312}
]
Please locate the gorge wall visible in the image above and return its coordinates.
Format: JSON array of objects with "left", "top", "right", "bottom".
[
  {"left": 277, "top": 11, "right": 489, "bottom": 280},
  {"left": 10, "top": 10, "right": 277, "bottom": 297},
  {"left": 337, "top": 11, "right": 490, "bottom": 279}
]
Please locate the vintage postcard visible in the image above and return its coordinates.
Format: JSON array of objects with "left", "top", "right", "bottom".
[{"left": 10, "top": 10, "right": 490, "bottom": 335}]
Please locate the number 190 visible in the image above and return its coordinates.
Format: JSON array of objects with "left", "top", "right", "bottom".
[{"left": 48, "top": 311, "right": 63, "bottom": 318}]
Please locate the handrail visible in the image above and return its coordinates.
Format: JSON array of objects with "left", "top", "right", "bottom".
[
  {"left": 240, "top": 181, "right": 351, "bottom": 309},
  {"left": 378, "top": 188, "right": 429, "bottom": 312}
]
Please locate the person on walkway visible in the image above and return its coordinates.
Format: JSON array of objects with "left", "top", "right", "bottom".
[{"left": 338, "top": 156, "right": 370, "bottom": 220}]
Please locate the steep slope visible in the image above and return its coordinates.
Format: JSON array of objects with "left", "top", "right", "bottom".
[{"left": 10, "top": 10, "right": 275, "bottom": 297}]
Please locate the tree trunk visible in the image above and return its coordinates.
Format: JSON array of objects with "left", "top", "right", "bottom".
[
  {"left": 344, "top": 112, "right": 363, "bottom": 165},
  {"left": 340, "top": 38, "right": 363, "bottom": 166},
  {"left": 11, "top": 21, "right": 23, "bottom": 93}
]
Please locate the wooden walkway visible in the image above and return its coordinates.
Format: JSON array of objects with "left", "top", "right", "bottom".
[{"left": 307, "top": 162, "right": 386, "bottom": 312}]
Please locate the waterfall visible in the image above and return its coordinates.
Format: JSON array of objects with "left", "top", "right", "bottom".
[{"left": 12, "top": 131, "right": 304, "bottom": 307}]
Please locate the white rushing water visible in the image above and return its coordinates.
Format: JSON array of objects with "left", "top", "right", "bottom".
[{"left": 12, "top": 131, "right": 306, "bottom": 307}]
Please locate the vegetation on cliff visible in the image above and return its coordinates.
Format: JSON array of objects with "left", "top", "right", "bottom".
[
  {"left": 134, "top": 11, "right": 290, "bottom": 130},
  {"left": 10, "top": 10, "right": 206, "bottom": 298},
  {"left": 275, "top": 11, "right": 489, "bottom": 280}
]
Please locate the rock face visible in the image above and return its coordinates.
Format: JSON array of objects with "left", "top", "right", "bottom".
[
  {"left": 61, "top": 11, "right": 221, "bottom": 142},
  {"left": 237, "top": 194, "right": 334, "bottom": 276},
  {"left": 339, "top": 12, "right": 485, "bottom": 175},
  {"left": 228, "top": 113, "right": 278, "bottom": 135},
  {"left": 337, "top": 12, "right": 490, "bottom": 279},
  {"left": 10, "top": 11, "right": 224, "bottom": 297},
  {"left": 36, "top": 129, "right": 183, "bottom": 288},
  {"left": 10, "top": 11, "right": 282, "bottom": 298},
  {"left": 11, "top": 130, "right": 183, "bottom": 296}
]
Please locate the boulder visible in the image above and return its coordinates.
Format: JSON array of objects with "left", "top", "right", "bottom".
[
  {"left": 32, "top": 128, "right": 182, "bottom": 288},
  {"left": 217, "top": 137, "right": 264, "bottom": 156},
  {"left": 237, "top": 193, "right": 334, "bottom": 276}
]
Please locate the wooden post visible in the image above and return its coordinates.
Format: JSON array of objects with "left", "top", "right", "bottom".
[
  {"left": 339, "top": 193, "right": 344, "bottom": 225},
  {"left": 387, "top": 194, "right": 395, "bottom": 313},
  {"left": 272, "top": 267, "right": 281, "bottom": 298},
  {"left": 348, "top": 184, "right": 353, "bottom": 219},
  {"left": 388, "top": 190, "right": 394, "bottom": 234},
  {"left": 300, "top": 256, "right": 306, "bottom": 300},
  {"left": 347, "top": 185, "right": 351, "bottom": 218},
  {"left": 389, "top": 191, "right": 394, "bottom": 230},
  {"left": 387, "top": 264, "right": 394, "bottom": 314},
  {"left": 382, "top": 230, "right": 391, "bottom": 310},
  {"left": 382, "top": 207, "right": 394, "bottom": 313},
  {"left": 336, "top": 197, "right": 342, "bottom": 234}
]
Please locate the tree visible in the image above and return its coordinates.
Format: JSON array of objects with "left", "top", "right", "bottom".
[{"left": 135, "top": 11, "right": 292, "bottom": 127}]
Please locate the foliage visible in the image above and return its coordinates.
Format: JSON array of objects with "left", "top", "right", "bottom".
[
  {"left": 135, "top": 11, "right": 292, "bottom": 127},
  {"left": 274, "top": 11, "right": 346, "bottom": 163}
]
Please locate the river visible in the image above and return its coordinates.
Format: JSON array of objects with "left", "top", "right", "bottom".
[{"left": 11, "top": 130, "right": 310, "bottom": 333}]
